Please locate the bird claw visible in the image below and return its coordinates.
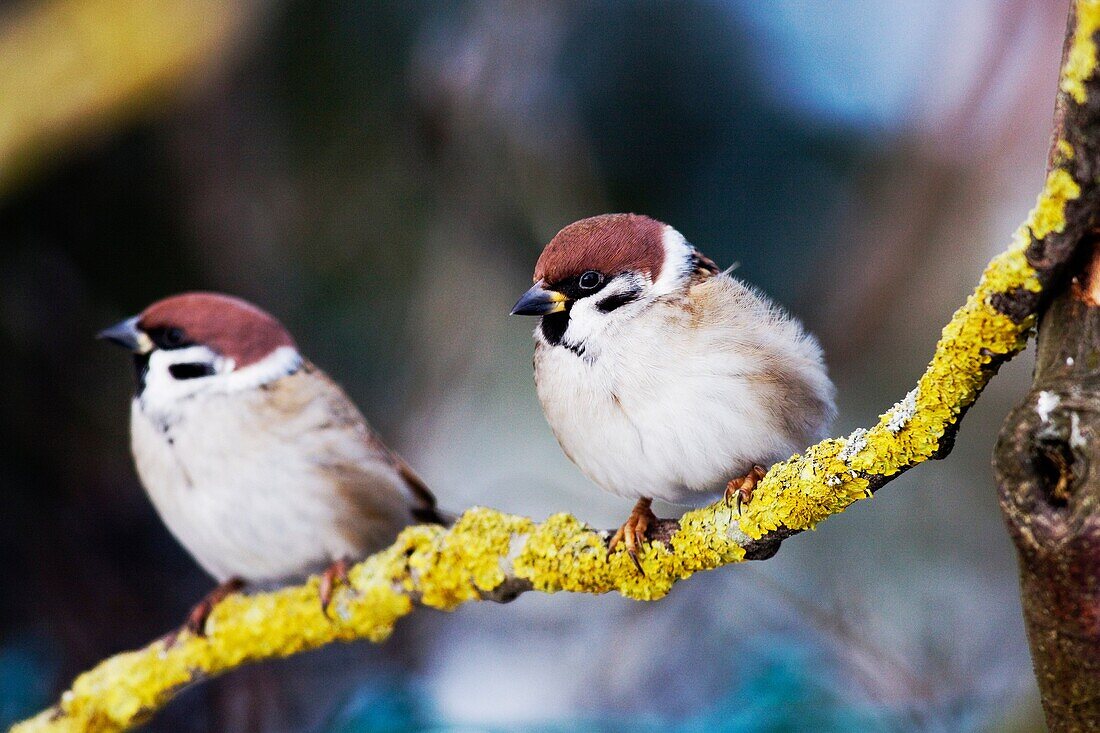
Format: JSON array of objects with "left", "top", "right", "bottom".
[
  {"left": 319, "top": 558, "right": 351, "bottom": 617},
  {"left": 608, "top": 498, "right": 657, "bottom": 575},
  {"left": 725, "top": 465, "right": 767, "bottom": 515},
  {"left": 163, "top": 577, "right": 244, "bottom": 648}
]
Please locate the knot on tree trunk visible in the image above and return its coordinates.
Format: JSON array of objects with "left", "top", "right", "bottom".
[
  {"left": 994, "top": 293, "right": 1100, "bottom": 732},
  {"left": 997, "top": 387, "right": 1096, "bottom": 543}
]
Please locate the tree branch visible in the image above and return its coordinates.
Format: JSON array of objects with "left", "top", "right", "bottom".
[{"left": 14, "top": 2, "right": 1100, "bottom": 731}]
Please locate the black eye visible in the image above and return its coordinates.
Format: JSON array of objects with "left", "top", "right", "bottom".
[
  {"left": 578, "top": 271, "right": 603, "bottom": 290},
  {"left": 160, "top": 325, "right": 184, "bottom": 347}
]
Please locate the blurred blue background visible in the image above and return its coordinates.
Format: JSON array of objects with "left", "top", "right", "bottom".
[{"left": 0, "top": 0, "right": 1066, "bottom": 730}]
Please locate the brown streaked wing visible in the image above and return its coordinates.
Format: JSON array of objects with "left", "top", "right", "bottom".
[{"left": 306, "top": 363, "right": 446, "bottom": 526}]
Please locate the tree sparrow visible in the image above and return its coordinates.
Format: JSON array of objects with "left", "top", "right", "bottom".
[
  {"left": 511, "top": 214, "right": 835, "bottom": 570},
  {"left": 99, "top": 292, "right": 443, "bottom": 634}
]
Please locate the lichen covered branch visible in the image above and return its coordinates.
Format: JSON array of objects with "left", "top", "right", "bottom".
[{"left": 14, "top": 3, "right": 1100, "bottom": 732}]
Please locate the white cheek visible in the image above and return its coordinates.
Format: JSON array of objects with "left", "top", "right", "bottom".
[
  {"left": 139, "top": 346, "right": 303, "bottom": 421},
  {"left": 561, "top": 274, "right": 651, "bottom": 349},
  {"left": 145, "top": 346, "right": 224, "bottom": 387},
  {"left": 561, "top": 298, "right": 605, "bottom": 345},
  {"left": 148, "top": 345, "right": 226, "bottom": 373}
]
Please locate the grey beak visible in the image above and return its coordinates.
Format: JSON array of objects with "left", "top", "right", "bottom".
[
  {"left": 510, "top": 281, "right": 568, "bottom": 316},
  {"left": 97, "top": 316, "right": 145, "bottom": 352}
]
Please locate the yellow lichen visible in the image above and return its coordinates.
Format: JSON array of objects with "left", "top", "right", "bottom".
[
  {"left": 512, "top": 508, "right": 746, "bottom": 601},
  {"left": 1055, "top": 138, "right": 1075, "bottom": 165},
  {"left": 1061, "top": 0, "right": 1100, "bottom": 104},
  {"left": 1028, "top": 169, "right": 1081, "bottom": 240},
  {"left": 407, "top": 508, "right": 532, "bottom": 609}
]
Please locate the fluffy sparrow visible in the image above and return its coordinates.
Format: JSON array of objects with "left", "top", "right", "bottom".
[
  {"left": 100, "top": 292, "right": 443, "bottom": 633},
  {"left": 512, "top": 214, "right": 835, "bottom": 570}
]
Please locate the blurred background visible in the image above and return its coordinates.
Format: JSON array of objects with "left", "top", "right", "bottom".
[{"left": 0, "top": 0, "right": 1070, "bottom": 730}]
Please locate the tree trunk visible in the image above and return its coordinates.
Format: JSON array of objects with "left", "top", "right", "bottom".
[{"left": 994, "top": 242, "right": 1100, "bottom": 731}]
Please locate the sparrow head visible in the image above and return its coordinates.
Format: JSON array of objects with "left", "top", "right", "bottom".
[
  {"left": 99, "top": 292, "right": 301, "bottom": 401},
  {"left": 511, "top": 214, "right": 715, "bottom": 351}
]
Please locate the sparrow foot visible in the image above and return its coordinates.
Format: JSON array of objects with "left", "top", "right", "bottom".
[
  {"left": 163, "top": 577, "right": 245, "bottom": 647},
  {"left": 319, "top": 558, "right": 351, "bottom": 617},
  {"left": 609, "top": 498, "right": 657, "bottom": 575},
  {"left": 725, "top": 465, "right": 767, "bottom": 514}
]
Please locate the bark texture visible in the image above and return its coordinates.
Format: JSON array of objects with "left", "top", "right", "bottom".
[{"left": 995, "top": 250, "right": 1100, "bottom": 732}]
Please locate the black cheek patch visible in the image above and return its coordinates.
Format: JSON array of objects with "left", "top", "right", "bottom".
[
  {"left": 169, "top": 362, "right": 215, "bottom": 380},
  {"left": 133, "top": 353, "right": 150, "bottom": 395},
  {"left": 597, "top": 289, "right": 640, "bottom": 313},
  {"left": 540, "top": 311, "right": 569, "bottom": 346}
]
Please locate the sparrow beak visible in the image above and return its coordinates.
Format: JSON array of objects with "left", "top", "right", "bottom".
[
  {"left": 510, "top": 281, "right": 568, "bottom": 316},
  {"left": 97, "top": 316, "right": 153, "bottom": 353}
]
